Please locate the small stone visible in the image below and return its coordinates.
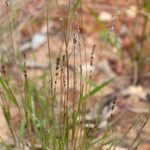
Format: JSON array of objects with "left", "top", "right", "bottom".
[
  {"left": 125, "top": 5, "right": 137, "bottom": 18},
  {"left": 98, "top": 11, "right": 112, "bottom": 22},
  {"left": 31, "top": 33, "right": 46, "bottom": 49}
]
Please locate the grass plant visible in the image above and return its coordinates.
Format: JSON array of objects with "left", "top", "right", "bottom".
[{"left": 0, "top": 0, "right": 149, "bottom": 150}]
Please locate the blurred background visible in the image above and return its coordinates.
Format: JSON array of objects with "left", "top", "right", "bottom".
[{"left": 0, "top": 0, "right": 150, "bottom": 149}]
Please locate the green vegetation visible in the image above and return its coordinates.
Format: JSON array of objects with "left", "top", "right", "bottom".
[{"left": 0, "top": 0, "right": 150, "bottom": 150}]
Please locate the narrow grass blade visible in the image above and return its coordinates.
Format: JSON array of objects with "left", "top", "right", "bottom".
[
  {"left": 0, "top": 76, "right": 19, "bottom": 108},
  {"left": 19, "top": 117, "right": 26, "bottom": 138},
  {"left": 64, "top": 108, "right": 69, "bottom": 148},
  {"left": 82, "top": 78, "right": 114, "bottom": 101},
  {"left": 24, "top": 77, "right": 32, "bottom": 112},
  {"left": 86, "top": 132, "right": 111, "bottom": 150},
  {"left": 73, "top": 0, "right": 81, "bottom": 11}
]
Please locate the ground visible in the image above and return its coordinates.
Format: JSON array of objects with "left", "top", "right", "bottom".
[{"left": 0, "top": 0, "right": 150, "bottom": 149}]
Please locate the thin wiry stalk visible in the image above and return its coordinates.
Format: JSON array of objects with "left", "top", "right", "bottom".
[
  {"left": 54, "top": 0, "right": 67, "bottom": 45},
  {"left": 72, "top": 33, "right": 77, "bottom": 144},
  {"left": 46, "top": 3, "right": 56, "bottom": 145},
  {"left": 129, "top": 111, "right": 150, "bottom": 149},
  {"left": 65, "top": 47, "right": 70, "bottom": 112},
  {"left": 113, "top": 114, "right": 143, "bottom": 148},
  {"left": 23, "top": 59, "right": 35, "bottom": 150},
  {"left": 46, "top": 2, "right": 53, "bottom": 88},
  {"left": 79, "top": 2, "right": 89, "bottom": 146}
]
